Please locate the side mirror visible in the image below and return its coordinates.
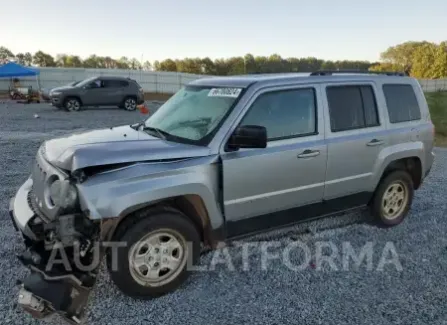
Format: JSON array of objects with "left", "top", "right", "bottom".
[{"left": 228, "top": 125, "right": 267, "bottom": 150}]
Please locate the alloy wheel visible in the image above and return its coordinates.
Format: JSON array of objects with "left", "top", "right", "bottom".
[
  {"left": 381, "top": 180, "right": 409, "bottom": 220},
  {"left": 124, "top": 98, "right": 137, "bottom": 111},
  {"left": 128, "top": 229, "right": 187, "bottom": 287}
]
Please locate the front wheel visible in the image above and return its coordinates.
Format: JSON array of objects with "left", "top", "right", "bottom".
[
  {"left": 371, "top": 170, "right": 414, "bottom": 227},
  {"left": 108, "top": 207, "right": 201, "bottom": 299},
  {"left": 64, "top": 97, "right": 81, "bottom": 112}
]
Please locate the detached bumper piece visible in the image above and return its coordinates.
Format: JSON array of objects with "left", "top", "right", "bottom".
[
  {"left": 13, "top": 213, "right": 101, "bottom": 324},
  {"left": 17, "top": 249, "right": 97, "bottom": 324},
  {"left": 18, "top": 272, "right": 89, "bottom": 324},
  {"left": 11, "top": 175, "right": 102, "bottom": 323}
]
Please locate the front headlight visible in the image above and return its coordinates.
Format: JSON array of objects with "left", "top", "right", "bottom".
[
  {"left": 49, "top": 180, "right": 78, "bottom": 208},
  {"left": 51, "top": 91, "right": 61, "bottom": 97}
]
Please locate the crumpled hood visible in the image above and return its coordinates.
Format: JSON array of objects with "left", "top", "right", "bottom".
[{"left": 43, "top": 125, "right": 212, "bottom": 171}]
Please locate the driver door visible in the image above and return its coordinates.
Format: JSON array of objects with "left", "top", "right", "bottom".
[
  {"left": 82, "top": 79, "right": 107, "bottom": 106},
  {"left": 221, "top": 85, "right": 327, "bottom": 237}
]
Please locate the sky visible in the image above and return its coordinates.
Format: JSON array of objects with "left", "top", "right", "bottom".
[{"left": 1, "top": 0, "right": 446, "bottom": 63}]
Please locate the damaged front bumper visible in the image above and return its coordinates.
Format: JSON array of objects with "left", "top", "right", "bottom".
[{"left": 10, "top": 178, "right": 101, "bottom": 324}]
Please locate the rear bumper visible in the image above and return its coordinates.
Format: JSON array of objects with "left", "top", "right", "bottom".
[{"left": 424, "top": 151, "right": 435, "bottom": 179}]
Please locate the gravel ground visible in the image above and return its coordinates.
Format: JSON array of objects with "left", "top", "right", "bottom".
[{"left": 0, "top": 103, "right": 446, "bottom": 324}]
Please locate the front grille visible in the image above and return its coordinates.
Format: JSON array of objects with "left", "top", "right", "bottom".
[
  {"left": 30, "top": 150, "right": 66, "bottom": 221},
  {"left": 27, "top": 189, "right": 46, "bottom": 221}
]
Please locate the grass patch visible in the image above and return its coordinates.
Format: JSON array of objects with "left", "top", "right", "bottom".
[{"left": 426, "top": 91, "right": 447, "bottom": 147}]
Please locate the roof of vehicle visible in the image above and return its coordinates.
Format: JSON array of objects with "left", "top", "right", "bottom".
[
  {"left": 189, "top": 71, "right": 414, "bottom": 88},
  {"left": 94, "top": 75, "right": 137, "bottom": 81}
]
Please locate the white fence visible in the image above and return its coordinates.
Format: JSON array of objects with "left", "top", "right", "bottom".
[
  {"left": 1, "top": 67, "right": 447, "bottom": 93},
  {"left": 418, "top": 78, "right": 447, "bottom": 92},
  {"left": 0, "top": 67, "right": 206, "bottom": 93}
]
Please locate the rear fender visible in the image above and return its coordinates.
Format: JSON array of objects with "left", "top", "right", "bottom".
[{"left": 371, "top": 141, "right": 425, "bottom": 190}]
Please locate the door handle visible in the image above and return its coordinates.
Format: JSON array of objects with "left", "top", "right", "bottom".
[
  {"left": 366, "top": 139, "right": 384, "bottom": 146},
  {"left": 297, "top": 149, "right": 320, "bottom": 158}
]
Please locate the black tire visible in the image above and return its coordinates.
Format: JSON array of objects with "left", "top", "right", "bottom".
[
  {"left": 64, "top": 97, "right": 82, "bottom": 112},
  {"left": 371, "top": 170, "right": 414, "bottom": 227},
  {"left": 108, "top": 206, "right": 201, "bottom": 299},
  {"left": 122, "top": 96, "right": 137, "bottom": 111}
]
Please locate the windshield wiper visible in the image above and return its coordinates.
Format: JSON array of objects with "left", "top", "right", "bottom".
[
  {"left": 142, "top": 126, "right": 170, "bottom": 140},
  {"left": 130, "top": 121, "right": 171, "bottom": 141}
]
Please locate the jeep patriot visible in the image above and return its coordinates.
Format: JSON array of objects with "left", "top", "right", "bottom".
[{"left": 9, "top": 71, "right": 435, "bottom": 323}]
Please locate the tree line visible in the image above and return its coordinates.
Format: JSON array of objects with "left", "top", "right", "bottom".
[
  {"left": 1, "top": 41, "right": 446, "bottom": 78},
  {"left": 370, "top": 41, "right": 447, "bottom": 79},
  {"left": 0, "top": 48, "right": 151, "bottom": 70}
]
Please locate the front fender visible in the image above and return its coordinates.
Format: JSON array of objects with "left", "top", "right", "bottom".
[{"left": 77, "top": 156, "right": 224, "bottom": 231}]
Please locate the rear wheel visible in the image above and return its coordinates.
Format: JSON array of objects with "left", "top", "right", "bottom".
[
  {"left": 108, "top": 207, "right": 201, "bottom": 299},
  {"left": 371, "top": 170, "right": 414, "bottom": 227},
  {"left": 123, "top": 97, "right": 137, "bottom": 111},
  {"left": 64, "top": 97, "right": 81, "bottom": 112}
]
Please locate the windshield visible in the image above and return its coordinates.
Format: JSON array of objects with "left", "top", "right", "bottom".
[
  {"left": 144, "top": 86, "right": 243, "bottom": 145},
  {"left": 76, "top": 77, "right": 97, "bottom": 87}
]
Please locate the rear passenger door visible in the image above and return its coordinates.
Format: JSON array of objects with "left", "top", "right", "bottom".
[{"left": 323, "top": 83, "right": 386, "bottom": 200}]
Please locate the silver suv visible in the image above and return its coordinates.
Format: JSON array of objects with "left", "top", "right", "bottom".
[
  {"left": 50, "top": 76, "right": 145, "bottom": 111},
  {"left": 10, "top": 71, "right": 435, "bottom": 323}
]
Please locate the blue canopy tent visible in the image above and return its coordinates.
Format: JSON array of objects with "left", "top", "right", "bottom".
[
  {"left": 0, "top": 62, "right": 41, "bottom": 102},
  {"left": 0, "top": 62, "right": 39, "bottom": 78}
]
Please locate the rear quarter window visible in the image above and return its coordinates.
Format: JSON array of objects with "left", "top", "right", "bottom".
[{"left": 383, "top": 84, "right": 421, "bottom": 123}]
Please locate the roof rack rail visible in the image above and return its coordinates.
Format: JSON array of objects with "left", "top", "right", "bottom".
[{"left": 310, "top": 70, "right": 409, "bottom": 77}]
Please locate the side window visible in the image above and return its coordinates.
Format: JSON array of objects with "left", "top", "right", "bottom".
[
  {"left": 240, "top": 88, "right": 317, "bottom": 140},
  {"left": 361, "top": 86, "right": 379, "bottom": 127},
  {"left": 120, "top": 80, "right": 129, "bottom": 87},
  {"left": 103, "top": 80, "right": 124, "bottom": 88},
  {"left": 88, "top": 79, "right": 103, "bottom": 89},
  {"left": 327, "top": 85, "right": 379, "bottom": 132},
  {"left": 383, "top": 84, "right": 421, "bottom": 123}
]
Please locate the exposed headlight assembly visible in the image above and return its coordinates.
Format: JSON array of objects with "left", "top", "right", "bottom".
[{"left": 49, "top": 179, "right": 78, "bottom": 208}]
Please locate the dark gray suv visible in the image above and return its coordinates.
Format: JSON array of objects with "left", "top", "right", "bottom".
[{"left": 50, "top": 76, "right": 145, "bottom": 111}]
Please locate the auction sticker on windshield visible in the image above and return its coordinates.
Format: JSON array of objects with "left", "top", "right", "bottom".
[{"left": 208, "top": 88, "right": 242, "bottom": 98}]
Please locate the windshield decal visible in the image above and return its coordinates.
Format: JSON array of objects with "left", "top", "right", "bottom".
[{"left": 208, "top": 88, "right": 242, "bottom": 98}]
